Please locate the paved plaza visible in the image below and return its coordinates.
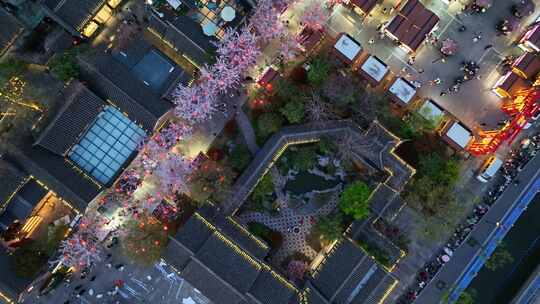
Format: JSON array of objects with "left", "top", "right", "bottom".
[
  {"left": 22, "top": 248, "right": 211, "bottom": 304},
  {"left": 327, "top": 0, "right": 539, "bottom": 131}
]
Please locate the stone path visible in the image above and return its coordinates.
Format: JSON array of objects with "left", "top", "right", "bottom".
[
  {"left": 237, "top": 189, "right": 340, "bottom": 265},
  {"left": 235, "top": 109, "right": 260, "bottom": 155}
]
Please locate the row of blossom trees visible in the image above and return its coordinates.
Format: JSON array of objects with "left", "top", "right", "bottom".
[{"left": 59, "top": 0, "right": 340, "bottom": 269}]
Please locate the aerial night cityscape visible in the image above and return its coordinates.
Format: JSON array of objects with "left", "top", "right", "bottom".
[{"left": 2, "top": 0, "right": 540, "bottom": 304}]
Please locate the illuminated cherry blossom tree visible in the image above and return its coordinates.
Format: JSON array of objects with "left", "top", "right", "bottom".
[
  {"left": 155, "top": 153, "right": 193, "bottom": 198},
  {"left": 300, "top": 2, "right": 330, "bottom": 31}
]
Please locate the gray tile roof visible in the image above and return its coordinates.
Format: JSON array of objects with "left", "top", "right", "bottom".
[
  {"left": 368, "top": 184, "right": 398, "bottom": 217},
  {"left": 42, "top": 0, "right": 106, "bottom": 31},
  {"left": 0, "top": 247, "right": 33, "bottom": 301},
  {"left": 148, "top": 13, "right": 212, "bottom": 65},
  {"left": 182, "top": 258, "right": 245, "bottom": 304},
  {"left": 309, "top": 238, "right": 396, "bottom": 304},
  {"left": 247, "top": 269, "right": 298, "bottom": 304},
  {"left": 6, "top": 139, "right": 101, "bottom": 212},
  {"left": 0, "top": 158, "right": 27, "bottom": 206},
  {"left": 0, "top": 7, "right": 24, "bottom": 56},
  {"left": 173, "top": 212, "right": 214, "bottom": 253},
  {"left": 0, "top": 179, "right": 47, "bottom": 229},
  {"left": 77, "top": 53, "right": 173, "bottom": 131},
  {"left": 34, "top": 82, "right": 104, "bottom": 156},
  {"left": 196, "top": 233, "right": 261, "bottom": 293}
]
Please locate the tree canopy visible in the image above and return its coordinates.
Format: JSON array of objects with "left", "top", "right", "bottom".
[
  {"left": 339, "top": 181, "right": 371, "bottom": 220},
  {"left": 290, "top": 147, "right": 317, "bottom": 171},
  {"left": 308, "top": 56, "right": 331, "bottom": 87},
  {"left": 257, "top": 112, "right": 283, "bottom": 138},
  {"left": 315, "top": 213, "right": 344, "bottom": 243},
  {"left": 120, "top": 212, "right": 169, "bottom": 266},
  {"left": 280, "top": 100, "right": 305, "bottom": 124},
  {"left": 485, "top": 242, "right": 514, "bottom": 271}
]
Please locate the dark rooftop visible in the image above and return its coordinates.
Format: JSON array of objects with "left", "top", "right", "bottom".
[
  {"left": 0, "top": 7, "right": 24, "bottom": 56},
  {"left": 41, "top": 0, "right": 105, "bottom": 31},
  {"left": 0, "top": 179, "right": 47, "bottom": 230},
  {"left": 386, "top": 0, "right": 439, "bottom": 52},
  {"left": 309, "top": 238, "right": 397, "bottom": 304},
  {"left": 77, "top": 51, "right": 183, "bottom": 131},
  {"left": 513, "top": 52, "right": 540, "bottom": 79},
  {"left": 0, "top": 159, "right": 27, "bottom": 207},
  {"left": 0, "top": 247, "right": 33, "bottom": 301},
  {"left": 34, "top": 83, "right": 104, "bottom": 156}
]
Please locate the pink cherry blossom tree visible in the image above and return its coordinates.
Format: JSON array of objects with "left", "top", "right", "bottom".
[
  {"left": 155, "top": 153, "right": 193, "bottom": 198},
  {"left": 300, "top": 2, "right": 330, "bottom": 31}
]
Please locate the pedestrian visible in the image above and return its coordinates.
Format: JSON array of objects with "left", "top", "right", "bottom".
[
  {"left": 368, "top": 38, "right": 375, "bottom": 44},
  {"left": 484, "top": 44, "right": 493, "bottom": 50},
  {"left": 480, "top": 123, "right": 487, "bottom": 126},
  {"left": 90, "top": 275, "right": 96, "bottom": 282},
  {"left": 440, "top": 91, "right": 447, "bottom": 96},
  {"left": 418, "top": 68, "right": 424, "bottom": 74}
]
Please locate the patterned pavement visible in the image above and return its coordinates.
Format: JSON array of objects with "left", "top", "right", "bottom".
[{"left": 238, "top": 182, "right": 341, "bottom": 264}]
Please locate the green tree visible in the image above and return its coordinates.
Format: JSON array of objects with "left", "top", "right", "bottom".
[
  {"left": 120, "top": 211, "right": 169, "bottom": 266},
  {"left": 339, "top": 181, "right": 371, "bottom": 220},
  {"left": 456, "top": 289, "right": 477, "bottom": 304},
  {"left": 308, "top": 56, "right": 331, "bottom": 87},
  {"left": 49, "top": 50, "right": 79, "bottom": 83},
  {"left": 229, "top": 145, "right": 251, "bottom": 171},
  {"left": 257, "top": 112, "right": 283, "bottom": 138},
  {"left": 252, "top": 174, "right": 274, "bottom": 202},
  {"left": 485, "top": 242, "right": 514, "bottom": 271},
  {"left": 280, "top": 100, "right": 305, "bottom": 124},
  {"left": 290, "top": 147, "right": 317, "bottom": 171},
  {"left": 315, "top": 213, "right": 344, "bottom": 243},
  {"left": 402, "top": 112, "right": 436, "bottom": 138},
  {"left": 317, "top": 136, "right": 336, "bottom": 155},
  {"left": 276, "top": 79, "right": 305, "bottom": 104}
]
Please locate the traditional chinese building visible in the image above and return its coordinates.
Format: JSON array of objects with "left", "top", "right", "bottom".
[{"left": 384, "top": 0, "right": 439, "bottom": 53}]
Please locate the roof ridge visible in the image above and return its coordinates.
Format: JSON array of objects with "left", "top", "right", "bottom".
[{"left": 77, "top": 54, "right": 159, "bottom": 125}]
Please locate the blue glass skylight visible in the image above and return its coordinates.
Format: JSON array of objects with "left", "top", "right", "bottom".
[{"left": 69, "top": 106, "right": 146, "bottom": 184}]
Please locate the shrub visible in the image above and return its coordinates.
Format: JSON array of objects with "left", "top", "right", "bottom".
[
  {"left": 229, "top": 145, "right": 251, "bottom": 171},
  {"left": 280, "top": 100, "right": 305, "bottom": 124},
  {"left": 308, "top": 56, "right": 331, "bottom": 87},
  {"left": 257, "top": 112, "right": 283, "bottom": 138},
  {"left": 290, "top": 147, "right": 317, "bottom": 171},
  {"left": 49, "top": 50, "right": 79, "bottom": 82},
  {"left": 315, "top": 213, "right": 344, "bottom": 242},
  {"left": 252, "top": 174, "right": 274, "bottom": 202},
  {"left": 339, "top": 181, "right": 371, "bottom": 220}
]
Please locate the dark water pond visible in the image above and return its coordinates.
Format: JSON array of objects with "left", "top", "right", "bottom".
[{"left": 284, "top": 171, "right": 340, "bottom": 196}]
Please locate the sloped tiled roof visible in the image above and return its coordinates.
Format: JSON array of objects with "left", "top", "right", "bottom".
[
  {"left": 77, "top": 53, "right": 172, "bottom": 131},
  {"left": 247, "top": 269, "right": 298, "bottom": 304},
  {"left": 0, "top": 158, "right": 27, "bottom": 206},
  {"left": 34, "top": 82, "right": 104, "bottom": 156},
  {"left": 0, "top": 247, "right": 33, "bottom": 301},
  {"left": 42, "top": 0, "right": 106, "bottom": 31},
  {"left": 0, "top": 8, "right": 24, "bottom": 56},
  {"left": 0, "top": 179, "right": 47, "bottom": 229},
  {"left": 182, "top": 258, "right": 245, "bottom": 304},
  {"left": 309, "top": 238, "right": 397, "bottom": 304},
  {"left": 386, "top": 0, "right": 439, "bottom": 51},
  {"left": 196, "top": 233, "right": 261, "bottom": 293}
]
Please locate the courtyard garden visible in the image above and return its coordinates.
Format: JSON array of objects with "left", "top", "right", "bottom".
[{"left": 235, "top": 136, "right": 379, "bottom": 278}]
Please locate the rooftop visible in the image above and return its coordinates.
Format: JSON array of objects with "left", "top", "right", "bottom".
[
  {"left": 385, "top": 0, "right": 439, "bottom": 52},
  {"left": 359, "top": 55, "right": 389, "bottom": 84},
  {"left": 334, "top": 34, "right": 362, "bottom": 62},
  {"left": 445, "top": 121, "right": 473, "bottom": 149},
  {"left": 512, "top": 52, "right": 540, "bottom": 79},
  {"left": 389, "top": 77, "right": 417, "bottom": 104},
  {"left": 0, "top": 7, "right": 24, "bottom": 57}
]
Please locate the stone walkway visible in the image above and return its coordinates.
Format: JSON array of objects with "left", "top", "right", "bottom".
[
  {"left": 235, "top": 109, "right": 260, "bottom": 155},
  {"left": 237, "top": 189, "right": 341, "bottom": 265}
]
